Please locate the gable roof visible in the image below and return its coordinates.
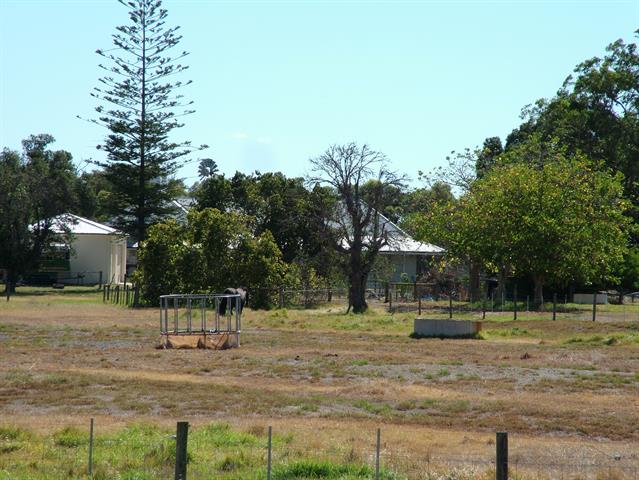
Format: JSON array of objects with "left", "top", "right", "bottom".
[
  {"left": 376, "top": 211, "right": 444, "bottom": 255},
  {"left": 52, "top": 214, "right": 120, "bottom": 235}
]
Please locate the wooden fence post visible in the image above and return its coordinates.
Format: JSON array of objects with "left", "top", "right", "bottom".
[
  {"left": 133, "top": 285, "right": 139, "bottom": 308},
  {"left": 552, "top": 293, "right": 557, "bottom": 321},
  {"left": 267, "top": 426, "right": 272, "bottom": 480},
  {"left": 98, "top": 271, "right": 103, "bottom": 290},
  {"left": 496, "top": 432, "right": 508, "bottom": 480},
  {"left": 592, "top": 289, "right": 597, "bottom": 322},
  {"left": 449, "top": 294, "right": 453, "bottom": 319},
  {"left": 175, "top": 421, "right": 189, "bottom": 480},
  {"left": 375, "top": 428, "right": 381, "bottom": 480},
  {"left": 513, "top": 285, "right": 518, "bottom": 321},
  {"left": 88, "top": 418, "right": 94, "bottom": 477},
  {"left": 482, "top": 294, "right": 486, "bottom": 320}
]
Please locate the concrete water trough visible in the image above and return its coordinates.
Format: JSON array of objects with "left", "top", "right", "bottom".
[{"left": 413, "top": 318, "right": 482, "bottom": 339}]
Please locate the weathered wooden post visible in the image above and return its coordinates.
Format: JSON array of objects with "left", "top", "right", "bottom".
[
  {"left": 384, "top": 282, "right": 389, "bottom": 303},
  {"left": 513, "top": 285, "right": 518, "bottom": 321},
  {"left": 375, "top": 428, "right": 381, "bottom": 480},
  {"left": 88, "top": 417, "right": 94, "bottom": 477},
  {"left": 175, "top": 421, "right": 189, "bottom": 480},
  {"left": 267, "top": 425, "right": 272, "bottom": 480},
  {"left": 449, "top": 294, "right": 453, "bottom": 319},
  {"left": 133, "top": 285, "right": 140, "bottom": 307},
  {"left": 482, "top": 295, "right": 486, "bottom": 320},
  {"left": 552, "top": 293, "right": 557, "bottom": 321},
  {"left": 98, "top": 271, "right": 103, "bottom": 290},
  {"left": 592, "top": 289, "right": 597, "bottom": 322},
  {"left": 496, "top": 432, "right": 508, "bottom": 480}
]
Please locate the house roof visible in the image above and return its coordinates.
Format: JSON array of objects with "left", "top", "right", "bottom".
[
  {"left": 52, "top": 214, "right": 120, "bottom": 236},
  {"left": 375, "top": 210, "right": 444, "bottom": 255},
  {"left": 336, "top": 206, "right": 445, "bottom": 256},
  {"left": 381, "top": 236, "right": 444, "bottom": 255}
]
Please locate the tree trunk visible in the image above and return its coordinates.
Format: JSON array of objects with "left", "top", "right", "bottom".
[
  {"left": 4, "top": 269, "right": 16, "bottom": 301},
  {"left": 495, "top": 269, "right": 506, "bottom": 307},
  {"left": 349, "top": 272, "right": 368, "bottom": 313},
  {"left": 533, "top": 276, "right": 544, "bottom": 310},
  {"left": 468, "top": 261, "right": 481, "bottom": 303}
]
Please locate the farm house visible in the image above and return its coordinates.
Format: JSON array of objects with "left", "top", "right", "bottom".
[
  {"left": 46, "top": 214, "right": 128, "bottom": 285},
  {"left": 372, "top": 212, "right": 445, "bottom": 283}
]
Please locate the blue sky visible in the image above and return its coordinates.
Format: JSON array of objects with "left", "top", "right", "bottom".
[{"left": 1, "top": 0, "right": 637, "bottom": 186}]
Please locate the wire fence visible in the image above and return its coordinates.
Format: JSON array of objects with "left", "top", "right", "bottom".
[
  {"left": 383, "top": 282, "right": 639, "bottom": 323},
  {"left": 8, "top": 419, "right": 637, "bottom": 480},
  {"left": 248, "top": 282, "right": 639, "bottom": 323}
]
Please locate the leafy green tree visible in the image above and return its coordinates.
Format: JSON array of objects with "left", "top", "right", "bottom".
[
  {"left": 192, "top": 173, "right": 233, "bottom": 211},
  {"left": 614, "top": 247, "right": 639, "bottom": 301},
  {"left": 0, "top": 135, "right": 77, "bottom": 296},
  {"left": 136, "top": 208, "right": 289, "bottom": 307},
  {"left": 188, "top": 208, "right": 249, "bottom": 291},
  {"left": 505, "top": 31, "right": 639, "bottom": 216},
  {"left": 89, "top": 0, "right": 206, "bottom": 242},
  {"left": 417, "top": 145, "right": 629, "bottom": 305},
  {"left": 233, "top": 230, "right": 288, "bottom": 309},
  {"left": 195, "top": 171, "right": 325, "bottom": 265},
  {"left": 73, "top": 170, "right": 113, "bottom": 221},
  {"left": 400, "top": 181, "right": 455, "bottom": 237},
  {"left": 135, "top": 220, "right": 190, "bottom": 304},
  {"left": 475, "top": 136, "right": 504, "bottom": 178}
]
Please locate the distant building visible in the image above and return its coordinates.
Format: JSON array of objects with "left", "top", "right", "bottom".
[
  {"left": 375, "top": 213, "right": 444, "bottom": 282},
  {"left": 48, "top": 214, "right": 127, "bottom": 285}
]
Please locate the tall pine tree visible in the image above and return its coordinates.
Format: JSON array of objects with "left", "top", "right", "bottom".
[{"left": 89, "top": 0, "right": 205, "bottom": 241}]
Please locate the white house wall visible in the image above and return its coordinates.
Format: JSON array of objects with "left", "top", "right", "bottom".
[
  {"left": 382, "top": 253, "right": 418, "bottom": 282},
  {"left": 68, "top": 234, "right": 127, "bottom": 284}
]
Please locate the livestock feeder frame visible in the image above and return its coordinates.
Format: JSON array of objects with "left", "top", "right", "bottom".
[{"left": 159, "top": 293, "right": 242, "bottom": 349}]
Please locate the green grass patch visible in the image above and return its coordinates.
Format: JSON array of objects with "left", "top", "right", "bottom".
[
  {"left": 352, "top": 400, "right": 392, "bottom": 416},
  {"left": 272, "top": 459, "right": 395, "bottom": 479},
  {"left": 53, "top": 427, "right": 87, "bottom": 448},
  {"left": 563, "top": 333, "right": 639, "bottom": 346}
]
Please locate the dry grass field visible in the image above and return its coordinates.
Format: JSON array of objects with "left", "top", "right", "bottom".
[{"left": 0, "top": 287, "right": 638, "bottom": 479}]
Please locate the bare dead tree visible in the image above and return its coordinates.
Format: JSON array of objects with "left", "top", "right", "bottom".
[{"left": 308, "top": 143, "right": 405, "bottom": 313}]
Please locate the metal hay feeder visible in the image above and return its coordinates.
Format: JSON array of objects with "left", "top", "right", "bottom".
[{"left": 159, "top": 293, "right": 242, "bottom": 349}]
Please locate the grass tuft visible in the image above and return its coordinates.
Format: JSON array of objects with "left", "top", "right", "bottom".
[{"left": 53, "top": 427, "right": 87, "bottom": 448}]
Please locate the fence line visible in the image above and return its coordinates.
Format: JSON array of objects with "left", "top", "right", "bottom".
[
  {"left": 34, "top": 419, "right": 635, "bottom": 480},
  {"left": 102, "top": 282, "right": 140, "bottom": 307}
]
